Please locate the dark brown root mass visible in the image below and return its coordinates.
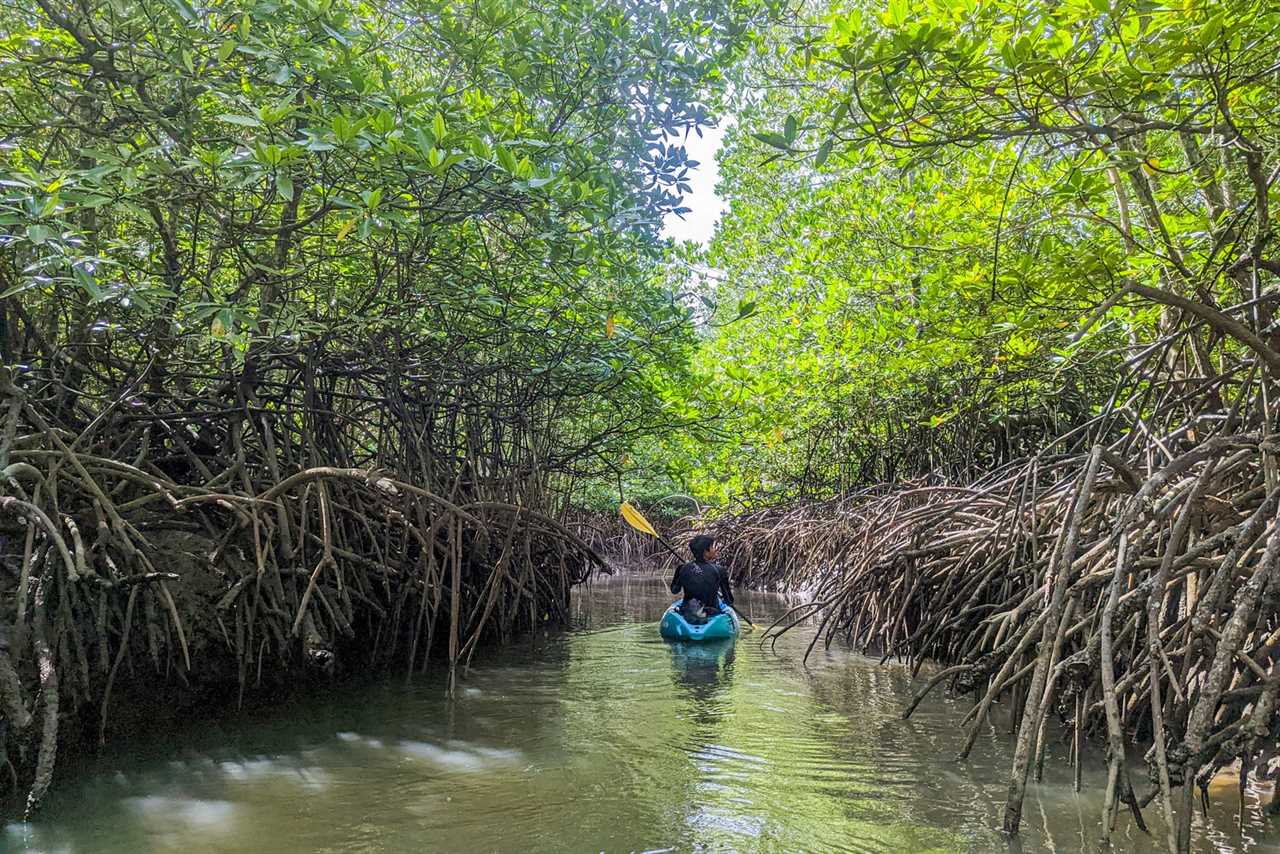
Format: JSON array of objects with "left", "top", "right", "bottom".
[
  {"left": 0, "top": 350, "right": 605, "bottom": 817},
  {"left": 707, "top": 343, "right": 1280, "bottom": 847}
]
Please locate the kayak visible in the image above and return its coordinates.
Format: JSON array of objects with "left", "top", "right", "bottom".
[{"left": 659, "top": 600, "right": 740, "bottom": 641}]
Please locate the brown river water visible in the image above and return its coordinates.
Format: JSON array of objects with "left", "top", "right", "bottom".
[{"left": 5, "top": 573, "right": 1279, "bottom": 853}]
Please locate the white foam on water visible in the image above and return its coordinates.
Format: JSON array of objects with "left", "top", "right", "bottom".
[
  {"left": 397, "top": 740, "right": 487, "bottom": 770},
  {"left": 450, "top": 741, "right": 522, "bottom": 764},
  {"left": 397, "top": 739, "right": 523, "bottom": 771},
  {"left": 218, "top": 758, "right": 275, "bottom": 780},
  {"left": 3, "top": 822, "right": 74, "bottom": 854},
  {"left": 216, "top": 756, "right": 331, "bottom": 791},
  {"left": 124, "top": 796, "right": 236, "bottom": 830}
]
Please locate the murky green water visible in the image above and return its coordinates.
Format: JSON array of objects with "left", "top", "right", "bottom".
[{"left": 6, "top": 574, "right": 1279, "bottom": 853}]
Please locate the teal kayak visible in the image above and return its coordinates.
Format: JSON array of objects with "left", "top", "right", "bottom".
[{"left": 659, "top": 600, "right": 740, "bottom": 641}]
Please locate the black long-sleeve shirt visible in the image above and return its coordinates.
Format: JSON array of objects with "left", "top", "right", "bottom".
[{"left": 669, "top": 560, "right": 733, "bottom": 607}]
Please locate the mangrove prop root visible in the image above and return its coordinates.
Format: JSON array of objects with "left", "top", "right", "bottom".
[
  {"left": 0, "top": 366, "right": 603, "bottom": 815},
  {"left": 708, "top": 358, "right": 1280, "bottom": 849}
]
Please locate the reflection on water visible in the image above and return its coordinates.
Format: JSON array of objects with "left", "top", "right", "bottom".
[
  {"left": 670, "top": 639, "right": 734, "bottom": 699},
  {"left": 7, "top": 574, "right": 1280, "bottom": 853}
]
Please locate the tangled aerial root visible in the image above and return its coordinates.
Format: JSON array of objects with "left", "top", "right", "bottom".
[
  {"left": 0, "top": 359, "right": 604, "bottom": 817},
  {"left": 710, "top": 355, "right": 1280, "bottom": 846}
]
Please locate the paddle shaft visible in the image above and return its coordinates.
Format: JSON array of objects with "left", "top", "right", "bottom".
[{"left": 652, "top": 535, "right": 684, "bottom": 562}]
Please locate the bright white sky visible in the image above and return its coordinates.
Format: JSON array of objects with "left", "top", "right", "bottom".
[{"left": 660, "top": 123, "right": 728, "bottom": 247}]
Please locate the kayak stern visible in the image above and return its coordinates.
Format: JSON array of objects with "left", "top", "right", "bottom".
[{"left": 659, "top": 601, "right": 740, "bottom": 641}]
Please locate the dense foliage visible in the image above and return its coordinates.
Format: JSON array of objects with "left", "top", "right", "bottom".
[
  {"left": 657, "top": 0, "right": 1280, "bottom": 506},
  {"left": 5, "top": 0, "right": 1280, "bottom": 843},
  {"left": 0, "top": 0, "right": 759, "bottom": 472}
]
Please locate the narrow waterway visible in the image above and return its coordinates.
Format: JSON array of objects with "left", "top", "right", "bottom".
[{"left": 7, "top": 573, "right": 1279, "bottom": 853}]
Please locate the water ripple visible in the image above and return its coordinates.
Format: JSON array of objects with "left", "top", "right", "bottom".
[{"left": 11, "top": 575, "right": 1280, "bottom": 854}]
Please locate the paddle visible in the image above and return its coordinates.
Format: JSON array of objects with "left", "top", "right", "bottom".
[{"left": 619, "top": 501, "right": 756, "bottom": 629}]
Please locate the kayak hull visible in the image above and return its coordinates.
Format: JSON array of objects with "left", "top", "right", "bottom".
[{"left": 659, "top": 601, "right": 740, "bottom": 641}]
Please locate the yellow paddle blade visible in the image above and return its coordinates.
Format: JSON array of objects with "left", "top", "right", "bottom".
[{"left": 619, "top": 501, "right": 658, "bottom": 537}]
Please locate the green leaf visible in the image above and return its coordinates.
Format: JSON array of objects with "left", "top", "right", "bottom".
[
  {"left": 432, "top": 111, "right": 447, "bottom": 142},
  {"left": 277, "top": 174, "right": 294, "bottom": 201},
  {"left": 218, "top": 114, "right": 262, "bottom": 128},
  {"left": 210, "top": 308, "right": 233, "bottom": 337},
  {"left": 928, "top": 410, "right": 957, "bottom": 428},
  {"left": 814, "top": 139, "right": 833, "bottom": 168},
  {"left": 80, "top": 272, "right": 105, "bottom": 302},
  {"left": 217, "top": 41, "right": 236, "bottom": 62},
  {"left": 321, "top": 23, "right": 350, "bottom": 46},
  {"left": 0, "top": 281, "right": 38, "bottom": 298},
  {"left": 164, "top": 0, "right": 197, "bottom": 23},
  {"left": 1199, "top": 12, "right": 1224, "bottom": 48},
  {"left": 885, "top": 0, "right": 909, "bottom": 27},
  {"left": 753, "top": 132, "right": 792, "bottom": 151}
]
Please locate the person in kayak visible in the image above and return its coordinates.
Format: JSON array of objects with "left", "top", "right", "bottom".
[{"left": 670, "top": 534, "right": 734, "bottom": 624}]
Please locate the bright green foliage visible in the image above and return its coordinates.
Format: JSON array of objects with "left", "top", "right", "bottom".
[
  {"left": 0, "top": 0, "right": 762, "bottom": 481},
  {"left": 658, "top": 0, "right": 1280, "bottom": 504},
  {"left": 6, "top": 0, "right": 1277, "bottom": 512}
]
